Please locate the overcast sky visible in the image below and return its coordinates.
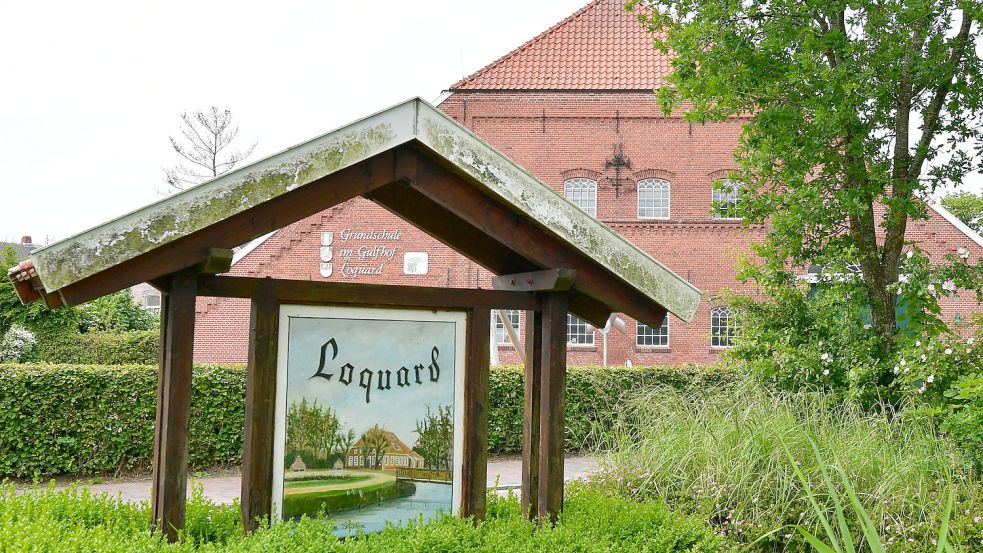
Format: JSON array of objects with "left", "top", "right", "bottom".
[{"left": 1, "top": 0, "right": 979, "bottom": 245}]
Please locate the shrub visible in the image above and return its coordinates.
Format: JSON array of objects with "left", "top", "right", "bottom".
[
  {"left": 0, "top": 483, "right": 732, "bottom": 552},
  {"left": 77, "top": 290, "right": 160, "bottom": 333},
  {"left": 593, "top": 380, "right": 983, "bottom": 551},
  {"left": 488, "top": 363, "right": 740, "bottom": 452},
  {"left": 36, "top": 330, "right": 159, "bottom": 364},
  {"left": 0, "top": 363, "right": 735, "bottom": 478},
  {"left": 0, "top": 326, "right": 36, "bottom": 362},
  {"left": 0, "top": 364, "right": 245, "bottom": 477}
]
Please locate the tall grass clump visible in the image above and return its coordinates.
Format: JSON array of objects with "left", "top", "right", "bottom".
[{"left": 593, "top": 380, "right": 983, "bottom": 551}]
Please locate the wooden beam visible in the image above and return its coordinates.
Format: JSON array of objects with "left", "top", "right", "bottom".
[
  {"left": 406, "top": 151, "right": 670, "bottom": 328},
  {"left": 537, "top": 292, "right": 568, "bottom": 526},
  {"left": 521, "top": 308, "right": 543, "bottom": 520},
  {"left": 151, "top": 268, "right": 197, "bottom": 542},
  {"left": 197, "top": 275, "right": 539, "bottom": 311},
  {"left": 492, "top": 269, "right": 575, "bottom": 292},
  {"left": 368, "top": 180, "right": 612, "bottom": 327},
  {"left": 240, "top": 281, "right": 279, "bottom": 532},
  {"left": 461, "top": 308, "right": 490, "bottom": 521},
  {"left": 197, "top": 248, "right": 234, "bottom": 275},
  {"left": 54, "top": 149, "right": 409, "bottom": 306}
]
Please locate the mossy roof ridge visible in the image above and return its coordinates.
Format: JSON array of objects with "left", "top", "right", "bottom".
[{"left": 26, "top": 98, "right": 701, "bottom": 321}]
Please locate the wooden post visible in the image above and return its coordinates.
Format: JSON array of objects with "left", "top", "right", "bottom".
[
  {"left": 461, "top": 307, "right": 490, "bottom": 521},
  {"left": 151, "top": 269, "right": 197, "bottom": 542},
  {"left": 241, "top": 281, "right": 279, "bottom": 531},
  {"left": 521, "top": 309, "right": 542, "bottom": 520},
  {"left": 537, "top": 292, "right": 568, "bottom": 525}
]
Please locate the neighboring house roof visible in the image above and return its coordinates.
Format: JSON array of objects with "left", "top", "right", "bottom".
[
  {"left": 0, "top": 242, "right": 33, "bottom": 260},
  {"left": 450, "top": 0, "right": 668, "bottom": 91},
  {"left": 930, "top": 201, "right": 983, "bottom": 250},
  {"left": 10, "top": 97, "right": 702, "bottom": 325},
  {"left": 351, "top": 430, "right": 424, "bottom": 461}
]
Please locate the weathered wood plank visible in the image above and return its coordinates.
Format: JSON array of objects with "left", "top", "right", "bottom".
[
  {"left": 461, "top": 308, "right": 490, "bottom": 521},
  {"left": 492, "top": 269, "right": 575, "bottom": 292},
  {"left": 150, "top": 268, "right": 197, "bottom": 542},
  {"left": 55, "top": 150, "right": 405, "bottom": 307},
  {"left": 537, "top": 292, "right": 568, "bottom": 525},
  {"left": 197, "top": 248, "right": 235, "bottom": 275},
  {"left": 407, "top": 153, "right": 670, "bottom": 328},
  {"left": 521, "top": 308, "right": 543, "bottom": 520},
  {"left": 197, "top": 275, "right": 539, "bottom": 311},
  {"left": 240, "top": 281, "right": 279, "bottom": 532}
]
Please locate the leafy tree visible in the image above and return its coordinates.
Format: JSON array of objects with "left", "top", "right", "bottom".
[
  {"left": 77, "top": 290, "right": 159, "bottom": 333},
  {"left": 0, "top": 246, "right": 80, "bottom": 341},
  {"left": 163, "top": 106, "right": 256, "bottom": 191},
  {"left": 632, "top": 0, "right": 983, "bottom": 346},
  {"left": 334, "top": 429, "right": 356, "bottom": 468},
  {"left": 413, "top": 405, "right": 453, "bottom": 470},
  {"left": 941, "top": 190, "right": 983, "bottom": 233},
  {"left": 360, "top": 425, "right": 388, "bottom": 469}
]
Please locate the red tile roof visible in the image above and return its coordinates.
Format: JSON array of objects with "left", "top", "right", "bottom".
[{"left": 450, "top": 0, "right": 669, "bottom": 91}]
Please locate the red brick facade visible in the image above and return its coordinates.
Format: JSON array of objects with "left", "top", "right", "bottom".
[{"left": 192, "top": 0, "right": 983, "bottom": 365}]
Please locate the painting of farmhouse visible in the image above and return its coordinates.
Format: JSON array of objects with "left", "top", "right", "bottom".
[{"left": 277, "top": 306, "right": 463, "bottom": 535}]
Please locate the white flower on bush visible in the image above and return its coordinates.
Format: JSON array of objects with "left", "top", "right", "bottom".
[
  {"left": 928, "top": 283, "right": 936, "bottom": 293},
  {"left": 893, "top": 365, "right": 900, "bottom": 374},
  {"left": 921, "top": 354, "right": 928, "bottom": 362},
  {"left": 820, "top": 353, "right": 831, "bottom": 363},
  {"left": 942, "top": 280, "right": 956, "bottom": 292},
  {"left": 968, "top": 337, "right": 975, "bottom": 345},
  {"left": 927, "top": 375, "right": 935, "bottom": 383},
  {"left": 945, "top": 348, "right": 954, "bottom": 355},
  {"left": 0, "top": 326, "right": 36, "bottom": 362},
  {"left": 907, "top": 251, "right": 914, "bottom": 259},
  {"left": 822, "top": 369, "right": 830, "bottom": 376},
  {"left": 958, "top": 247, "right": 970, "bottom": 259}
]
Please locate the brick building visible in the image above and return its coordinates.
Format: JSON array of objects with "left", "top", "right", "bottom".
[{"left": 192, "top": 0, "right": 983, "bottom": 365}]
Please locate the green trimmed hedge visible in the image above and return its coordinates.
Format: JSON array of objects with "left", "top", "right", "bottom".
[
  {"left": 0, "top": 364, "right": 244, "bottom": 477},
  {"left": 36, "top": 330, "right": 159, "bottom": 365},
  {"left": 0, "top": 363, "right": 738, "bottom": 478}
]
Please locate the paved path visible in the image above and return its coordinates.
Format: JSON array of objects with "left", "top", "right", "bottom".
[{"left": 42, "top": 456, "right": 599, "bottom": 505}]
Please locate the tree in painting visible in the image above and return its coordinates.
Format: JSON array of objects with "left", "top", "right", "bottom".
[
  {"left": 413, "top": 405, "right": 453, "bottom": 470},
  {"left": 360, "top": 426, "right": 388, "bottom": 469},
  {"left": 285, "top": 399, "right": 344, "bottom": 467}
]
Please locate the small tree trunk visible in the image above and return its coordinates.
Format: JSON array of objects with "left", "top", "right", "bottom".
[{"left": 865, "top": 275, "right": 897, "bottom": 341}]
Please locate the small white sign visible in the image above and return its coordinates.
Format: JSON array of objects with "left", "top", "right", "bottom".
[
  {"left": 403, "top": 252, "right": 428, "bottom": 275},
  {"left": 320, "top": 232, "right": 333, "bottom": 246}
]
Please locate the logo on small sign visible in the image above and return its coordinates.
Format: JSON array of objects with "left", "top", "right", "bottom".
[{"left": 403, "top": 252, "right": 428, "bottom": 275}]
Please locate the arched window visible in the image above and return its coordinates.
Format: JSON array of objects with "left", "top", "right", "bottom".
[
  {"left": 567, "top": 314, "right": 594, "bottom": 345},
  {"left": 637, "top": 178, "right": 670, "bottom": 219},
  {"left": 564, "top": 178, "right": 597, "bottom": 217},
  {"left": 711, "top": 179, "right": 742, "bottom": 219},
  {"left": 710, "top": 306, "right": 736, "bottom": 347},
  {"left": 636, "top": 316, "right": 670, "bottom": 347},
  {"left": 494, "top": 310, "right": 521, "bottom": 345}
]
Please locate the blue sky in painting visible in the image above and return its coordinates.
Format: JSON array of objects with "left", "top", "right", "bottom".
[{"left": 284, "top": 315, "right": 457, "bottom": 446}]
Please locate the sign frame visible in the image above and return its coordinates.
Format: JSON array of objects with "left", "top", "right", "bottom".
[{"left": 270, "top": 303, "right": 469, "bottom": 527}]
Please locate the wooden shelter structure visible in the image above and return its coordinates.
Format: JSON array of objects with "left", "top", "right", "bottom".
[{"left": 8, "top": 98, "right": 701, "bottom": 540}]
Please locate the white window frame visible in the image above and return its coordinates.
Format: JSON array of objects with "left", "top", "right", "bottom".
[
  {"left": 567, "top": 314, "right": 595, "bottom": 346},
  {"left": 711, "top": 179, "right": 742, "bottom": 220},
  {"left": 493, "top": 310, "right": 521, "bottom": 345},
  {"left": 143, "top": 291, "right": 162, "bottom": 312},
  {"left": 636, "top": 317, "right": 670, "bottom": 347},
  {"left": 710, "top": 306, "right": 736, "bottom": 348},
  {"left": 564, "top": 178, "right": 597, "bottom": 217},
  {"left": 637, "top": 178, "right": 670, "bottom": 219}
]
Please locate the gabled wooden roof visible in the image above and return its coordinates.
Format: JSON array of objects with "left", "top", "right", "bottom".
[{"left": 8, "top": 98, "right": 700, "bottom": 326}]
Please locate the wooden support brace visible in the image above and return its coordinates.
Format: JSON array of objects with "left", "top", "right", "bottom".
[
  {"left": 241, "top": 281, "right": 279, "bottom": 531},
  {"left": 196, "top": 248, "right": 235, "bottom": 275},
  {"left": 537, "top": 292, "right": 568, "bottom": 526},
  {"left": 461, "top": 308, "right": 490, "bottom": 521},
  {"left": 151, "top": 268, "right": 197, "bottom": 542},
  {"left": 492, "top": 269, "right": 575, "bottom": 292},
  {"left": 521, "top": 308, "right": 543, "bottom": 520}
]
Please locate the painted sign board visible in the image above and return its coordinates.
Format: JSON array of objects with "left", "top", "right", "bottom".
[{"left": 272, "top": 304, "right": 466, "bottom": 535}]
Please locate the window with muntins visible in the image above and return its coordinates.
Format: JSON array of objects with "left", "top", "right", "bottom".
[
  {"left": 564, "top": 178, "right": 597, "bottom": 217},
  {"left": 636, "top": 316, "right": 669, "bottom": 347},
  {"left": 637, "top": 178, "right": 670, "bottom": 219},
  {"left": 494, "top": 310, "right": 521, "bottom": 345},
  {"left": 567, "top": 314, "right": 594, "bottom": 345},
  {"left": 711, "top": 179, "right": 741, "bottom": 219},
  {"left": 710, "top": 306, "right": 736, "bottom": 347}
]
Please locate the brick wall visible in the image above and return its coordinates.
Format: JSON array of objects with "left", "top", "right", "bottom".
[{"left": 192, "top": 90, "right": 983, "bottom": 364}]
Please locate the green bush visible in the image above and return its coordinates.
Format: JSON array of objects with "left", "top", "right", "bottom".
[
  {"left": 0, "top": 363, "right": 736, "bottom": 478},
  {"left": 488, "top": 364, "right": 739, "bottom": 452},
  {"left": 36, "top": 330, "right": 159, "bottom": 364},
  {"left": 0, "top": 364, "right": 244, "bottom": 477},
  {"left": 0, "top": 483, "right": 732, "bottom": 552}
]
